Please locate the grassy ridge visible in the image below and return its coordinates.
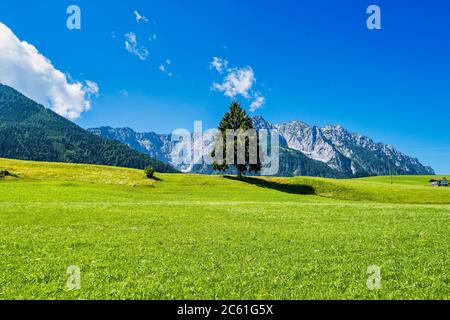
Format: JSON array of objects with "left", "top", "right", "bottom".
[
  {"left": 2, "top": 158, "right": 449, "bottom": 204},
  {"left": 358, "top": 175, "right": 449, "bottom": 186},
  {"left": 0, "top": 158, "right": 156, "bottom": 187},
  {"left": 0, "top": 158, "right": 449, "bottom": 299},
  {"left": 288, "top": 176, "right": 450, "bottom": 204}
]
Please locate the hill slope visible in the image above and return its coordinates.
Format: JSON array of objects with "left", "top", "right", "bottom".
[{"left": 0, "top": 84, "right": 177, "bottom": 172}]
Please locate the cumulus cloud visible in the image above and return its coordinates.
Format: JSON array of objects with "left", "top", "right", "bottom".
[
  {"left": 125, "top": 32, "right": 149, "bottom": 60},
  {"left": 0, "top": 22, "right": 98, "bottom": 120},
  {"left": 212, "top": 66, "right": 255, "bottom": 99},
  {"left": 85, "top": 80, "right": 99, "bottom": 95},
  {"left": 211, "top": 57, "right": 266, "bottom": 112},
  {"left": 250, "top": 93, "right": 266, "bottom": 112},
  {"left": 210, "top": 57, "right": 228, "bottom": 74},
  {"left": 134, "top": 10, "right": 149, "bottom": 23}
]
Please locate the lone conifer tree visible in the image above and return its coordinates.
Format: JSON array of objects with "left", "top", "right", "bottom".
[{"left": 212, "top": 101, "right": 262, "bottom": 179}]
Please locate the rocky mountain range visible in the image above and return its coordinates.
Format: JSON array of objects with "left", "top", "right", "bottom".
[{"left": 89, "top": 116, "right": 434, "bottom": 178}]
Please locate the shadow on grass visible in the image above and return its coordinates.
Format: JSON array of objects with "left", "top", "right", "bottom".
[
  {"left": 152, "top": 176, "right": 164, "bottom": 182},
  {"left": 0, "top": 170, "right": 18, "bottom": 179},
  {"left": 224, "top": 176, "right": 315, "bottom": 195}
]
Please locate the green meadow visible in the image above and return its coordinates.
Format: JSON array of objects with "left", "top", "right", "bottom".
[{"left": 0, "top": 158, "right": 449, "bottom": 300}]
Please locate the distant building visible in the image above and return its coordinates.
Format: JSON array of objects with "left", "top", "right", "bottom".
[{"left": 429, "top": 178, "right": 449, "bottom": 187}]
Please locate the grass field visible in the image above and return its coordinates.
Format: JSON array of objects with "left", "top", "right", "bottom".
[{"left": 0, "top": 158, "right": 449, "bottom": 300}]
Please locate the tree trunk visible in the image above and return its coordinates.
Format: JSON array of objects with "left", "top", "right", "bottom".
[{"left": 238, "top": 169, "right": 243, "bottom": 180}]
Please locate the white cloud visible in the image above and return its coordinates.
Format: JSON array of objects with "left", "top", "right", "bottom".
[
  {"left": 212, "top": 66, "right": 255, "bottom": 99},
  {"left": 85, "top": 80, "right": 99, "bottom": 95},
  {"left": 211, "top": 57, "right": 266, "bottom": 112},
  {"left": 250, "top": 93, "right": 266, "bottom": 112},
  {"left": 210, "top": 57, "right": 228, "bottom": 74},
  {"left": 125, "top": 32, "right": 149, "bottom": 60},
  {"left": 134, "top": 10, "right": 149, "bottom": 23},
  {"left": 0, "top": 22, "right": 98, "bottom": 120},
  {"left": 159, "top": 60, "right": 174, "bottom": 77}
]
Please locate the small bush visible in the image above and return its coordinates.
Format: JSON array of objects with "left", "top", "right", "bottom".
[
  {"left": 0, "top": 169, "right": 11, "bottom": 178},
  {"left": 144, "top": 166, "right": 155, "bottom": 179}
]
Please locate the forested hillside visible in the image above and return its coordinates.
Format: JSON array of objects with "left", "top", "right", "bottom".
[{"left": 0, "top": 84, "right": 178, "bottom": 172}]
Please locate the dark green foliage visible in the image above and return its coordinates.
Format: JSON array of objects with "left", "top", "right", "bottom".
[
  {"left": 278, "top": 147, "right": 345, "bottom": 178},
  {"left": 212, "top": 101, "right": 262, "bottom": 178},
  {"left": 0, "top": 84, "right": 178, "bottom": 173},
  {"left": 144, "top": 166, "right": 155, "bottom": 179},
  {"left": 0, "top": 169, "right": 10, "bottom": 178}
]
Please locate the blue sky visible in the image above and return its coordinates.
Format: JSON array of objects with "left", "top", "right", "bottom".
[{"left": 0, "top": 0, "right": 449, "bottom": 173}]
